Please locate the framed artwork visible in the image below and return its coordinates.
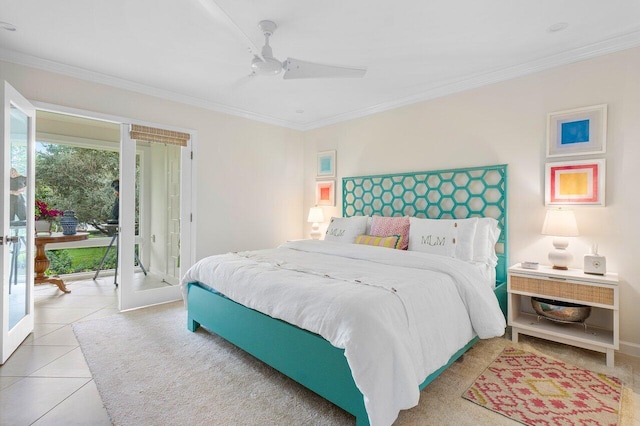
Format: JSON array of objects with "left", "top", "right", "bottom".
[
  {"left": 316, "top": 180, "right": 335, "bottom": 206},
  {"left": 545, "top": 159, "right": 605, "bottom": 206},
  {"left": 317, "top": 150, "right": 336, "bottom": 178},
  {"left": 546, "top": 104, "right": 607, "bottom": 158}
]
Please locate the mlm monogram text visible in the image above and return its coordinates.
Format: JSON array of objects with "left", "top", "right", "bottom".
[{"left": 421, "top": 235, "right": 445, "bottom": 246}]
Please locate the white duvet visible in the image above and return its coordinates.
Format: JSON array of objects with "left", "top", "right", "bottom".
[{"left": 181, "top": 240, "right": 506, "bottom": 426}]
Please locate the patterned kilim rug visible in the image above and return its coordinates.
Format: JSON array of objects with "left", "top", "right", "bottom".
[{"left": 463, "top": 347, "right": 623, "bottom": 426}]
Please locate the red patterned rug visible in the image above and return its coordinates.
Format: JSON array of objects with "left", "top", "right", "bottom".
[{"left": 463, "top": 347, "right": 622, "bottom": 425}]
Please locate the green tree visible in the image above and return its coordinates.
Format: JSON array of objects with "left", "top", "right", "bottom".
[{"left": 35, "top": 144, "right": 119, "bottom": 224}]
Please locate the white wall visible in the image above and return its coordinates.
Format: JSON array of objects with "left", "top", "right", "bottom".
[
  {"left": 0, "top": 60, "right": 305, "bottom": 260},
  {"left": 303, "top": 47, "right": 640, "bottom": 354}
]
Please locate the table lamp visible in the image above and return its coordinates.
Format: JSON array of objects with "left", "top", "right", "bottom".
[
  {"left": 307, "top": 206, "right": 324, "bottom": 240},
  {"left": 541, "top": 208, "right": 579, "bottom": 270}
]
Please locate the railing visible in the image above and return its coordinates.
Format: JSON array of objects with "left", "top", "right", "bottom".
[
  {"left": 44, "top": 235, "right": 146, "bottom": 250},
  {"left": 45, "top": 236, "right": 113, "bottom": 250}
]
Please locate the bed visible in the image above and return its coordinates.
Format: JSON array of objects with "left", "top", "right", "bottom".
[{"left": 183, "top": 164, "right": 509, "bottom": 426}]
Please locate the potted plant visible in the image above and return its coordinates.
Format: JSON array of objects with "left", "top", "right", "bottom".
[{"left": 35, "top": 200, "right": 63, "bottom": 235}]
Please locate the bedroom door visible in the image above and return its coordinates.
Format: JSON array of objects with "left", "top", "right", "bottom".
[
  {"left": 117, "top": 123, "right": 192, "bottom": 311},
  {"left": 0, "top": 82, "right": 35, "bottom": 364}
]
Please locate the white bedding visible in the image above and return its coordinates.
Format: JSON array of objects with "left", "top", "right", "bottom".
[{"left": 181, "top": 240, "right": 506, "bottom": 426}]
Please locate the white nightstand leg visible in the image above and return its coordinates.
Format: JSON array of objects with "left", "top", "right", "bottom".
[
  {"left": 606, "top": 349, "right": 614, "bottom": 368},
  {"left": 511, "top": 329, "right": 519, "bottom": 343}
]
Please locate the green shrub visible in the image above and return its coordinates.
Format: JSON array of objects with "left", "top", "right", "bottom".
[
  {"left": 46, "top": 250, "right": 73, "bottom": 275},
  {"left": 46, "top": 247, "right": 117, "bottom": 275}
]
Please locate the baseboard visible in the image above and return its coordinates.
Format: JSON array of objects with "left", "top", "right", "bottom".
[{"left": 618, "top": 340, "right": 640, "bottom": 358}]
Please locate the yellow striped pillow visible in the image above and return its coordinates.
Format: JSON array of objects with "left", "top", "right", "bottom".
[{"left": 354, "top": 234, "right": 402, "bottom": 249}]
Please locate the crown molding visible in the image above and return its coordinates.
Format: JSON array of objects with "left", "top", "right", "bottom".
[
  {"left": 300, "top": 27, "right": 640, "bottom": 131},
  {"left": 2, "top": 26, "right": 639, "bottom": 133},
  {"left": 0, "top": 48, "right": 306, "bottom": 131}
]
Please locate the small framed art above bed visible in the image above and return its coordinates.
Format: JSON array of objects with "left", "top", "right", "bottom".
[{"left": 183, "top": 164, "right": 508, "bottom": 426}]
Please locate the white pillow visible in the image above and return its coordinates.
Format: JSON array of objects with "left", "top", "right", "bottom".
[
  {"left": 324, "top": 216, "right": 369, "bottom": 243},
  {"left": 408, "top": 217, "right": 478, "bottom": 261},
  {"left": 473, "top": 217, "right": 501, "bottom": 266},
  {"left": 454, "top": 218, "right": 479, "bottom": 261}
]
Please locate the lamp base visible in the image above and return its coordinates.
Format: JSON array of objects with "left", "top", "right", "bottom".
[
  {"left": 310, "top": 223, "right": 321, "bottom": 240},
  {"left": 548, "top": 238, "right": 573, "bottom": 270}
]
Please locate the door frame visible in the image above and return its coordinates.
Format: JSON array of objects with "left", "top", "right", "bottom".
[{"left": 31, "top": 102, "right": 197, "bottom": 310}]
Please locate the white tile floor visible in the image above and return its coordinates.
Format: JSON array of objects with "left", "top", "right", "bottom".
[{"left": 1, "top": 277, "right": 118, "bottom": 426}]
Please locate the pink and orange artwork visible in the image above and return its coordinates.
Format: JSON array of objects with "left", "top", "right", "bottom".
[
  {"left": 316, "top": 180, "right": 335, "bottom": 206},
  {"left": 545, "top": 159, "right": 605, "bottom": 206}
]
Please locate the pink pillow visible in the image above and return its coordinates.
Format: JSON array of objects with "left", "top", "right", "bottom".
[{"left": 370, "top": 216, "right": 410, "bottom": 250}]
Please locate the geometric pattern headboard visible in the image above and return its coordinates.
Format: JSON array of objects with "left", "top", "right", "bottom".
[{"left": 342, "top": 164, "right": 508, "bottom": 283}]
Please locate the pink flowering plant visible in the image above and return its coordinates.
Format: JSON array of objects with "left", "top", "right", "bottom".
[{"left": 35, "top": 200, "right": 63, "bottom": 221}]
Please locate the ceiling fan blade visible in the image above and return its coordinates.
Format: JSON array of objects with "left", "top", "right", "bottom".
[
  {"left": 196, "top": 0, "right": 263, "bottom": 59},
  {"left": 282, "top": 58, "right": 367, "bottom": 80}
]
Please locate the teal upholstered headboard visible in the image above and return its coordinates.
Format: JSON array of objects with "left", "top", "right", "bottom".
[{"left": 342, "top": 164, "right": 508, "bottom": 284}]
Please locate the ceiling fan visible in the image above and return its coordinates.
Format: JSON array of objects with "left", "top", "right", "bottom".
[
  {"left": 197, "top": 0, "right": 367, "bottom": 81},
  {"left": 249, "top": 20, "right": 367, "bottom": 80}
]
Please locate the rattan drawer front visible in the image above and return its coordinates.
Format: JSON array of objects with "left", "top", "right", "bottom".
[{"left": 510, "top": 275, "right": 614, "bottom": 306}]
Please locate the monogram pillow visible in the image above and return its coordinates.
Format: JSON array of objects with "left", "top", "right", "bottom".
[
  {"left": 324, "top": 216, "right": 369, "bottom": 243},
  {"left": 408, "top": 217, "right": 478, "bottom": 261}
]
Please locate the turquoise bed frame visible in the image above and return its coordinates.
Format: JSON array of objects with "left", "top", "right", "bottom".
[{"left": 187, "top": 164, "right": 508, "bottom": 426}]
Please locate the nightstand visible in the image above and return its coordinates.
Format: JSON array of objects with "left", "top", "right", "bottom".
[{"left": 508, "top": 264, "right": 619, "bottom": 367}]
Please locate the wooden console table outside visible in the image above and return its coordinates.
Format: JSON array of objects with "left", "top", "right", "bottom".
[{"left": 35, "top": 232, "right": 89, "bottom": 293}]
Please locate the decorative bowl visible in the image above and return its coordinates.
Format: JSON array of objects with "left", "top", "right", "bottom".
[{"left": 531, "top": 297, "right": 591, "bottom": 323}]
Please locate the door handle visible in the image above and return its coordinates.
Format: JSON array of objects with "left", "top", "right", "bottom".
[{"left": 1, "top": 235, "right": 19, "bottom": 245}]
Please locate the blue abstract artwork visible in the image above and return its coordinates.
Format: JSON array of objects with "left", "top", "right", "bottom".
[
  {"left": 317, "top": 150, "right": 336, "bottom": 177},
  {"left": 561, "top": 119, "right": 590, "bottom": 145},
  {"left": 319, "top": 157, "right": 332, "bottom": 173}
]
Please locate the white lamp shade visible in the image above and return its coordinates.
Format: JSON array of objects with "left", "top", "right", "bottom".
[
  {"left": 307, "top": 207, "right": 324, "bottom": 223},
  {"left": 541, "top": 209, "right": 579, "bottom": 237}
]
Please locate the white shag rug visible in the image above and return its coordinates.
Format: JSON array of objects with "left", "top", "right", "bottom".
[{"left": 73, "top": 301, "right": 635, "bottom": 426}]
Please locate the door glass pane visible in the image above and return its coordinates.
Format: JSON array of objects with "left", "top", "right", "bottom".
[
  {"left": 9, "top": 105, "right": 29, "bottom": 329},
  {"left": 133, "top": 140, "right": 180, "bottom": 291}
]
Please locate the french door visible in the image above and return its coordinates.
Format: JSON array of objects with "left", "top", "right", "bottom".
[
  {"left": 0, "top": 82, "right": 35, "bottom": 364},
  {"left": 117, "top": 124, "right": 192, "bottom": 311}
]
